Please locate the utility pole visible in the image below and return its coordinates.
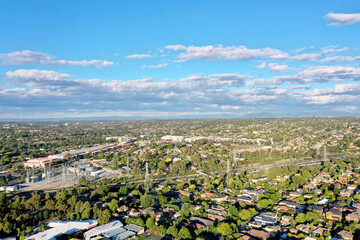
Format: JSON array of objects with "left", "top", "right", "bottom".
[
  {"left": 233, "top": 149, "right": 236, "bottom": 167},
  {"left": 145, "top": 162, "right": 151, "bottom": 189},
  {"left": 227, "top": 157, "right": 231, "bottom": 184},
  {"left": 26, "top": 168, "right": 30, "bottom": 184},
  {"left": 145, "top": 162, "right": 149, "bottom": 182},
  {"left": 62, "top": 164, "right": 66, "bottom": 183},
  {"left": 127, "top": 156, "right": 130, "bottom": 176}
]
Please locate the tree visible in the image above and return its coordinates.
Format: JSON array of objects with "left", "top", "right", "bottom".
[
  {"left": 98, "top": 209, "right": 111, "bottom": 225},
  {"left": 158, "top": 195, "right": 167, "bottom": 206},
  {"left": 136, "top": 218, "right": 145, "bottom": 227},
  {"left": 146, "top": 217, "right": 155, "bottom": 230},
  {"left": 140, "top": 194, "right": 156, "bottom": 208},
  {"left": 79, "top": 176, "right": 87, "bottom": 185},
  {"left": 167, "top": 226, "right": 178, "bottom": 238},
  {"left": 176, "top": 184, "right": 184, "bottom": 190},
  {"left": 295, "top": 213, "right": 306, "bottom": 223},
  {"left": 180, "top": 203, "right": 192, "bottom": 217},
  {"left": 238, "top": 209, "right": 252, "bottom": 221},
  {"left": 108, "top": 199, "right": 118, "bottom": 213},
  {"left": 156, "top": 225, "right": 167, "bottom": 235},
  {"left": 119, "top": 186, "right": 128, "bottom": 196},
  {"left": 217, "top": 222, "right": 233, "bottom": 236},
  {"left": 258, "top": 198, "right": 272, "bottom": 209},
  {"left": 228, "top": 205, "right": 238, "bottom": 218},
  {"left": 178, "top": 227, "right": 192, "bottom": 239},
  {"left": 81, "top": 208, "right": 91, "bottom": 219},
  {"left": 301, "top": 170, "right": 312, "bottom": 180},
  {"left": 305, "top": 211, "right": 319, "bottom": 223}
]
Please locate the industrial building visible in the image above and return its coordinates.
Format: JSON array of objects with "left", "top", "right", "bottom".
[
  {"left": 23, "top": 144, "right": 116, "bottom": 168},
  {"left": 49, "top": 144, "right": 116, "bottom": 159},
  {"left": 23, "top": 157, "right": 59, "bottom": 168},
  {"left": 83, "top": 221, "right": 144, "bottom": 240},
  {"left": 25, "top": 220, "right": 98, "bottom": 240}
]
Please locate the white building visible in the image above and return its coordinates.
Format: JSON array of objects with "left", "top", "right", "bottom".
[
  {"left": 161, "top": 135, "right": 184, "bottom": 142},
  {"left": 26, "top": 220, "right": 97, "bottom": 240},
  {"left": 84, "top": 221, "right": 123, "bottom": 240}
]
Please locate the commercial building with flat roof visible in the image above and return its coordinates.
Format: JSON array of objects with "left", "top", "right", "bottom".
[
  {"left": 84, "top": 221, "right": 123, "bottom": 240},
  {"left": 26, "top": 220, "right": 97, "bottom": 240}
]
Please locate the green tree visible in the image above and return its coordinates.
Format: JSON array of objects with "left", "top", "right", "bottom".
[
  {"left": 179, "top": 203, "right": 193, "bottom": 217},
  {"left": 238, "top": 209, "right": 252, "bottom": 221},
  {"left": 178, "top": 227, "right": 192, "bottom": 239},
  {"left": 79, "top": 176, "right": 88, "bottom": 185},
  {"left": 217, "top": 222, "right": 233, "bottom": 236},
  {"left": 156, "top": 225, "right": 167, "bottom": 235},
  {"left": 81, "top": 208, "right": 91, "bottom": 219},
  {"left": 296, "top": 213, "right": 306, "bottom": 223},
  {"left": 119, "top": 186, "right": 128, "bottom": 196},
  {"left": 108, "top": 199, "right": 118, "bottom": 213},
  {"left": 140, "top": 194, "right": 156, "bottom": 208},
  {"left": 228, "top": 205, "right": 238, "bottom": 218},
  {"left": 136, "top": 218, "right": 145, "bottom": 227},
  {"left": 167, "top": 226, "right": 178, "bottom": 238},
  {"left": 98, "top": 209, "right": 111, "bottom": 225},
  {"left": 146, "top": 217, "right": 155, "bottom": 230}
]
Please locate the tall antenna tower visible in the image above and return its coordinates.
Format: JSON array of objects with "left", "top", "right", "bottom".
[
  {"left": 316, "top": 146, "right": 320, "bottom": 156},
  {"left": 324, "top": 145, "right": 327, "bottom": 161},
  {"left": 233, "top": 150, "right": 236, "bottom": 166},
  {"left": 49, "top": 166, "right": 53, "bottom": 184},
  {"left": 127, "top": 156, "right": 130, "bottom": 176},
  {"left": 62, "top": 164, "right": 66, "bottom": 183},
  {"left": 227, "top": 157, "right": 231, "bottom": 184},
  {"left": 26, "top": 168, "right": 30, "bottom": 183},
  {"left": 144, "top": 162, "right": 151, "bottom": 189}
]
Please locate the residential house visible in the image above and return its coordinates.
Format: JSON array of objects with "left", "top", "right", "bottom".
[
  {"left": 280, "top": 215, "right": 293, "bottom": 226},
  {"left": 240, "top": 229, "right": 271, "bottom": 240},
  {"left": 212, "top": 193, "right": 228, "bottom": 202},
  {"left": 254, "top": 212, "right": 277, "bottom": 226},
  {"left": 339, "top": 189, "right": 353, "bottom": 197},
  {"left": 336, "top": 230, "right": 353, "bottom": 240},
  {"left": 189, "top": 217, "right": 214, "bottom": 230},
  {"left": 296, "top": 224, "right": 311, "bottom": 234},
  {"left": 345, "top": 210, "right": 360, "bottom": 222},
  {"left": 325, "top": 207, "right": 342, "bottom": 221}
]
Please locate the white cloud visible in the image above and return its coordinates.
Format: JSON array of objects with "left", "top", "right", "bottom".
[
  {"left": 6, "top": 69, "right": 74, "bottom": 87},
  {"left": 39, "top": 59, "right": 114, "bottom": 68},
  {"left": 0, "top": 50, "right": 50, "bottom": 65},
  {"left": 0, "top": 50, "right": 114, "bottom": 68},
  {"left": 254, "top": 62, "right": 267, "bottom": 69},
  {"left": 322, "top": 55, "right": 360, "bottom": 63},
  {"left": 289, "top": 83, "right": 360, "bottom": 105},
  {"left": 326, "top": 12, "right": 360, "bottom": 26},
  {"left": 295, "top": 47, "right": 308, "bottom": 53},
  {"left": 268, "top": 63, "right": 291, "bottom": 73},
  {"left": 219, "top": 105, "right": 242, "bottom": 110},
  {"left": 165, "top": 45, "right": 187, "bottom": 50},
  {"left": 247, "top": 65, "right": 360, "bottom": 86},
  {"left": 143, "top": 63, "right": 168, "bottom": 69},
  {"left": 174, "top": 45, "right": 289, "bottom": 61},
  {"left": 126, "top": 54, "right": 151, "bottom": 59},
  {"left": 288, "top": 47, "right": 348, "bottom": 61},
  {"left": 3, "top": 67, "right": 360, "bottom": 118},
  {"left": 165, "top": 44, "right": 348, "bottom": 62}
]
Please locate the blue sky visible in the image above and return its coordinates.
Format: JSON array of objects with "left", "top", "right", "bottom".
[{"left": 1, "top": 0, "right": 360, "bottom": 119}]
